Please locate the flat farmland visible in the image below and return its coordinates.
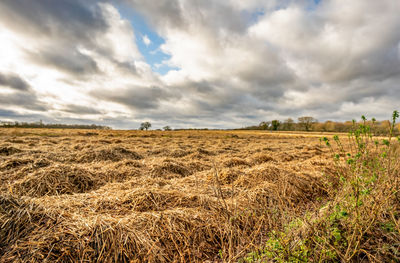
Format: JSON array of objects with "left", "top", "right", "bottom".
[{"left": 0, "top": 129, "right": 352, "bottom": 262}]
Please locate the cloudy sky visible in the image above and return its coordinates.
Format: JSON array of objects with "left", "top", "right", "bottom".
[{"left": 0, "top": 0, "right": 399, "bottom": 129}]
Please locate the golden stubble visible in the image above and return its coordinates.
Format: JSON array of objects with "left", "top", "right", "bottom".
[{"left": 0, "top": 128, "right": 334, "bottom": 262}]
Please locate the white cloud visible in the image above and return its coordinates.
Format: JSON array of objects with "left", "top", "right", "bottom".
[
  {"left": 142, "top": 34, "right": 151, "bottom": 46},
  {"left": 97, "top": 3, "right": 142, "bottom": 62}
]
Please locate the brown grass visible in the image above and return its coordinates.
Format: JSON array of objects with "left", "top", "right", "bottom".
[{"left": 0, "top": 128, "right": 335, "bottom": 262}]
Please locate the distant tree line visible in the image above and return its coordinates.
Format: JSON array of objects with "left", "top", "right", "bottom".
[
  {"left": 139, "top": 122, "right": 210, "bottom": 131},
  {"left": 0, "top": 120, "right": 111, "bottom": 130},
  {"left": 239, "top": 116, "right": 400, "bottom": 135}
]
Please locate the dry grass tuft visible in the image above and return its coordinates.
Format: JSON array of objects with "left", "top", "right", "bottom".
[
  {"left": 0, "top": 159, "right": 32, "bottom": 170},
  {"left": 0, "top": 146, "right": 21, "bottom": 156},
  {"left": 251, "top": 153, "right": 275, "bottom": 164},
  {"left": 223, "top": 158, "right": 250, "bottom": 167},
  {"left": 213, "top": 168, "right": 242, "bottom": 184},
  {"left": 76, "top": 146, "right": 143, "bottom": 162},
  {"left": 196, "top": 147, "right": 215, "bottom": 156},
  {"left": 109, "top": 189, "right": 216, "bottom": 212},
  {"left": 151, "top": 159, "right": 191, "bottom": 178},
  {"left": 170, "top": 149, "right": 192, "bottom": 158},
  {"left": 32, "top": 158, "right": 51, "bottom": 168}
]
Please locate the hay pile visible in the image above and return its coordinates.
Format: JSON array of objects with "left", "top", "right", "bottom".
[
  {"left": 0, "top": 186, "right": 310, "bottom": 262},
  {"left": 150, "top": 159, "right": 192, "bottom": 178},
  {"left": 10, "top": 164, "right": 133, "bottom": 197},
  {"left": 250, "top": 153, "right": 274, "bottom": 164},
  {"left": 75, "top": 146, "right": 143, "bottom": 163},
  {"left": 0, "top": 193, "right": 236, "bottom": 262},
  {"left": 11, "top": 165, "right": 98, "bottom": 197}
]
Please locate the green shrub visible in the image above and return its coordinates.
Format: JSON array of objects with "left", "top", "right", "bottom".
[{"left": 244, "top": 111, "right": 400, "bottom": 262}]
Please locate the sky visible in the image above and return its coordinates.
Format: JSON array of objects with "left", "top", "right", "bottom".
[{"left": 0, "top": 0, "right": 399, "bottom": 129}]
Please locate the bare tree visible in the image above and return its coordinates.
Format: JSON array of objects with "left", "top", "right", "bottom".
[
  {"left": 282, "top": 118, "right": 294, "bottom": 130},
  {"left": 298, "top": 117, "right": 317, "bottom": 131}
]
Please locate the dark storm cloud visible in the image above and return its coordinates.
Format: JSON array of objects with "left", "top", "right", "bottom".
[
  {"left": 0, "top": 109, "right": 54, "bottom": 124},
  {"left": 0, "top": 0, "right": 106, "bottom": 43},
  {"left": 320, "top": 43, "right": 400, "bottom": 84},
  {"left": 130, "top": 80, "right": 275, "bottom": 126},
  {"left": 176, "top": 80, "right": 276, "bottom": 113},
  {"left": 123, "top": 0, "right": 248, "bottom": 33},
  {"left": 0, "top": 0, "right": 108, "bottom": 78},
  {"left": 121, "top": 0, "right": 184, "bottom": 29},
  {"left": 0, "top": 0, "right": 139, "bottom": 78},
  {"left": 0, "top": 109, "right": 20, "bottom": 118},
  {"left": 0, "top": 73, "right": 31, "bottom": 91},
  {"left": 173, "top": 80, "right": 216, "bottom": 96},
  {"left": 113, "top": 60, "right": 137, "bottom": 75},
  {"left": 0, "top": 72, "right": 48, "bottom": 112},
  {"left": 0, "top": 92, "right": 48, "bottom": 111},
  {"left": 94, "top": 86, "right": 178, "bottom": 110},
  {"left": 62, "top": 104, "right": 101, "bottom": 115},
  {"left": 170, "top": 80, "right": 243, "bottom": 113},
  {"left": 27, "top": 48, "right": 100, "bottom": 76}
]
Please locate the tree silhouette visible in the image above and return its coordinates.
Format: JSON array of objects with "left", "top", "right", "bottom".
[
  {"left": 271, "top": 120, "right": 280, "bottom": 131},
  {"left": 140, "top": 122, "right": 151, "bottom": 130},
  {"left": 259, "top": 121, "right": 271, "bottom": 130}
]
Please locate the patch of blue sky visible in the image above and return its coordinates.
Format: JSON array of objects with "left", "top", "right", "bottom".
[
  {"left": 307, "top": 0, "right": 322, "bottom": 11},
  {"left": 241, "top": 8, "right": 265, "bottom": 27},
  {"left": 116, "top": 4, "right": 179, "bottom": 75},
  {"left": 246, "top": 0, "right": 322, "bottom": 16},
  {"left": 242, "top": 0, "right": 321, "bottom": 26}
]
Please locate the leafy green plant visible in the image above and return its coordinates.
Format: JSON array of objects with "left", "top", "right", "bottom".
[{"left": 244, "top": 111, "right": 400, "bottom": 262}]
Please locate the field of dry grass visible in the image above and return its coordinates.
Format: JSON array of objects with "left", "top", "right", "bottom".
[
  {"left": 0, "top": 128, "right": 398, "bottom": 262},
  {"left": 0, "top": 128, "right": 334, "bottom": 262}
]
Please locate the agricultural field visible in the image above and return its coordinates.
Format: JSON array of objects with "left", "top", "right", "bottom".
[{"left": 0, "top": 128, "right": 399, "bottom": 262}]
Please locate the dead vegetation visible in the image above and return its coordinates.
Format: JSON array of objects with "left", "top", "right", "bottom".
[
  {"left": 0, "top": 146, "right": 21, "bottom": 156},
  {"left": 74, "top": 146, "right": 143, "bottom": 163},
  {"left": 12, "top": 165, "right": 98, "bottom": 197},
  {"left": 0, "top": 128, "right": 377, "bottom": 262}
]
